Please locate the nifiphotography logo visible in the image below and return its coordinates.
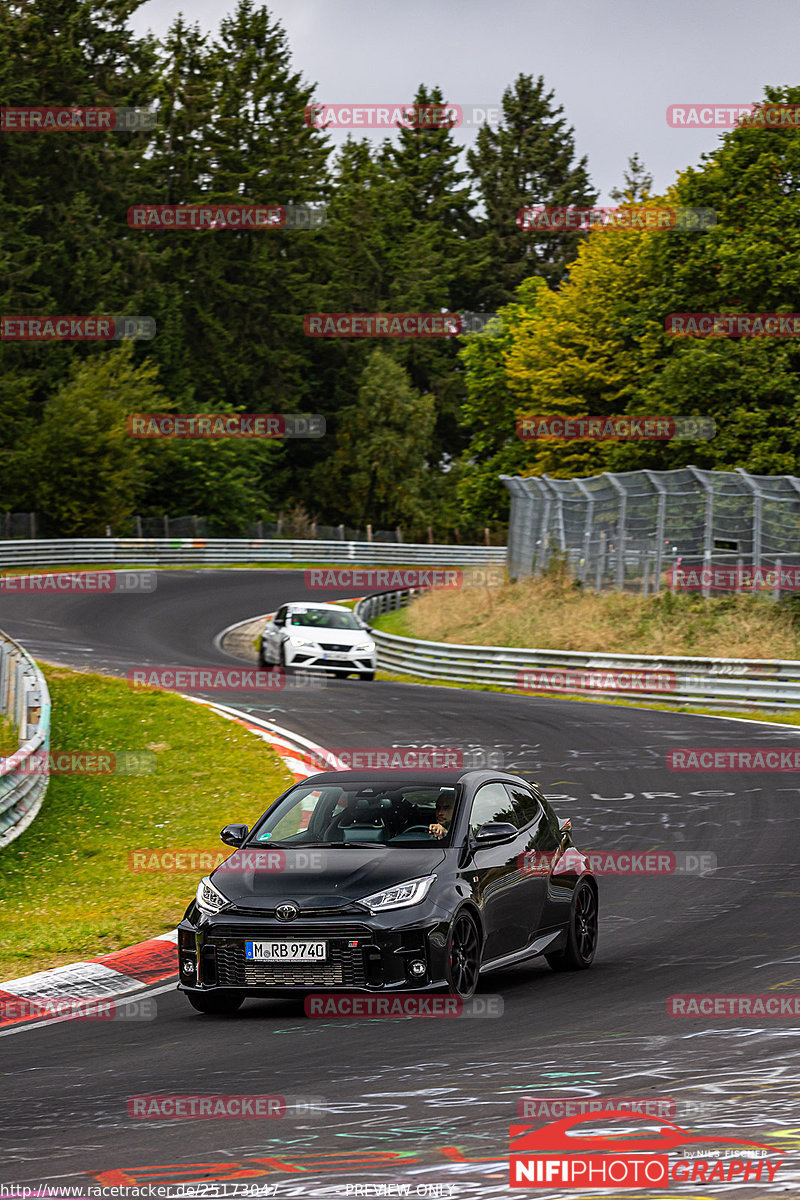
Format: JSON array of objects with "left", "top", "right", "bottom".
[{"left": 508, "top": 1111, "right": 785, "bottom": 1188}]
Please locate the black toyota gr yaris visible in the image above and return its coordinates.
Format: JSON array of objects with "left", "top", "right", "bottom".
[{"left": 178, "top": 769, "right": 598, "bottom": 1014}]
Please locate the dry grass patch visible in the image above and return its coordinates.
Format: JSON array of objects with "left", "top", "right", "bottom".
[{"left": 402, "top": 568, "right": 800, "bottom": 660}]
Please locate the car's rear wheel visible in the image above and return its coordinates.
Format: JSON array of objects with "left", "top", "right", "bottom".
[
  {"left": 545, "top": 880, "right": 598, "bottom": 971},
  {"left": 186, "top": 990, "right": 244, "bottom": 1015},
  {"left": 445, "top": 911, "right": 481, "bottom": 998}
]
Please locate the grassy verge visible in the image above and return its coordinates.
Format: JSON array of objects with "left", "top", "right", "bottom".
[
  {"left": 0, "top": 715, "right": 18, "bottom": 756},
  {"left": 0, "top": 666, "right": 293, "bottom": 980},
  {"left": 377, "top": 566, "right": 800, "bottom": 660}
]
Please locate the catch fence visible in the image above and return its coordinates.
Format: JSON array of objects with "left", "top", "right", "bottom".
[{"left": 501, "top": 467, "right": 800, "bottom": 594}]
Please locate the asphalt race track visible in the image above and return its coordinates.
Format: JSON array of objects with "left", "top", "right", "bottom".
[{"left": 1, "top": 569, "right": 799, "bottom": 1197}]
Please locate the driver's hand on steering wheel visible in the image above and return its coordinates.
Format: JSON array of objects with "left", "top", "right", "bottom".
[{"left": 429, "top": 822, "right": 447, "bottom": 839}]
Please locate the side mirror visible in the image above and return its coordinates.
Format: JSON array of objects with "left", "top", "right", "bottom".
[
  {"left": 474, "top": 821, "right": 518, "bottom": 845},
  {"left": 220, "top": 823, "right": 249, "bottom": 847}
]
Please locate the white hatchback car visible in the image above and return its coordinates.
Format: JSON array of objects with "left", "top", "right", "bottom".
[{"left": 259, "top": 602, "right": 377, "bottom": 680}]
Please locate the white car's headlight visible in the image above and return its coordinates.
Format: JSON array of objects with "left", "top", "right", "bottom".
[
  {"left": 195, "top": 876, "right": 230, "bottom": 914},
  {"left": 289, "top": 634, "right": 315, "bottom": 648},
  {"left": 354, "top": 641, "right": 375, "bottom": 652},
  {"left": 358, "top": 875, "right": 436, "bottom": 913}
]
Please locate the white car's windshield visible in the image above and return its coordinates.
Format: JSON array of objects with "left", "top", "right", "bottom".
[{"left": 289, "top": 608, "right": 360, "bottom": 630}]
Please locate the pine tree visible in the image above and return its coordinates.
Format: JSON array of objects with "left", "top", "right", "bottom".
[{"left": 467, "top": 74, "right": 597, "bottom": 307}]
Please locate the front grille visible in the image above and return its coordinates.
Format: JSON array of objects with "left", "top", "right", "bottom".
[
  {"left": 213, "top": 938, "right": 369, "bottom": 988},
  {"left": 319, "top": 644, "right": 352, "bottom": 653},
  {"left": 213, "top": 921, "right": 371, "bottom": 938}
]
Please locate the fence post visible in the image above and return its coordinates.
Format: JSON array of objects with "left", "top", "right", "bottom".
[
  {"left": 163, "top": 514, "right": 169, "bottom": 537},
  {"left": 572, "top": 478, "right": 594, "bottom": 585},
  {"left": 774, "top": 557, "right": 782, "bottom": 601},
  {"left": 595, "top": 532, "right": 606, "bottom": 594},
  {"left": 605, "top": 474, "right": 627, "bottom": 590},
  {"left": 338, "top": 524, "right": 345, "bottom": 541},
  {"left": 30, "top": 513, "right": 36, "bottom": 539},
  {"left": 396, "top": 526, "right": 403, "bottom": 543},
  {"left": 643, "top": 470, "right": 666, "bottom": 594},
  {"left": 366, "top": 524, "right": 373, "bottom": 543},
  {"left": 643, "top": 549, "right": 650, "bottom": 597},
  {"left": 736, "top": 467, "right": 763, "bottom": 574},
  {"left": 136, "top": 515, "right": 143, "bottom": 538}
]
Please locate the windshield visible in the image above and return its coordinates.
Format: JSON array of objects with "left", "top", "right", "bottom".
[
  {"left": 249, "top": 782, "right": 460, "bottom": 847},
  {"left": 289, "top": 608, "right": 361, "bottom": 630}
]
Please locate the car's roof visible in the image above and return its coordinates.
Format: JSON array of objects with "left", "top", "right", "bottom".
[
  {"left": 285, "top": 601, "right": 349, "bottom": 612},
  {"left": 288, "top": 769, "right": 533, "bottom": 788}
]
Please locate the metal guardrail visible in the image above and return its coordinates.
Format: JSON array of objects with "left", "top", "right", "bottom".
[
  {"left": 0, "top": 538, "right": 505, "bottom": 569},
  {"left": 0, "top": 629, "right": 51, "bottom": 848},
  {"left": 355, "top": 589, "right": 800, "bottom": 710}
]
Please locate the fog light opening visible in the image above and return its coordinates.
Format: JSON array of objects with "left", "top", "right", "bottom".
[
  {"left": 180, "top": 956, "right": 197, "bottom": 978},
  {"left": 409, "top": 959, "right": 426, "bottom": 978}
]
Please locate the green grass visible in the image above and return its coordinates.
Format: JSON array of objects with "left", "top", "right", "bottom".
[
  {"left": 0, "top": 716, "right": 19, "bottom": 756},
  {"left": 0, "top": 666, "right": 293, "bottom": 981}
]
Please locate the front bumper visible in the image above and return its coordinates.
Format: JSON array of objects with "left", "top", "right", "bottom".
[
  {"left": 284, "top": 644, "right": 376, "bottom": 673},
  {"left": 177, "top": 911, "right": 450, "bottom": 994}
]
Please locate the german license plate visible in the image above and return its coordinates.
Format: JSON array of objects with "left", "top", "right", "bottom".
[
  {"left": 245, "top": 941, "right": 327, "bottom": 962},
  {"left": 322, "top": 651, "right": 349, "bottom": 660}
]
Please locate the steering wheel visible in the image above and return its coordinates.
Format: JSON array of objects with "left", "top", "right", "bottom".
[{"left": 401, "top": 825, "right": 437, "bottom": 836}]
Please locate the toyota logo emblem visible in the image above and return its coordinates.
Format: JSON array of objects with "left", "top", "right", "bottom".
[{"left": 276, "top": 903, "right": 299, "bottom": 922}]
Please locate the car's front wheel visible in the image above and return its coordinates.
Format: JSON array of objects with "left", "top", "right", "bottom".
[
  {"left": 279, "top": 643, "right": 295, "bottom": 674},
  {"left": 445, "top": 911, "right": 481, "bottom": 998},
  {"left": 545, "top": 880, "right": 598, "bottom": 971},
  {"left": 186, "top": 990, "right": 244, "bottom": 1015}
]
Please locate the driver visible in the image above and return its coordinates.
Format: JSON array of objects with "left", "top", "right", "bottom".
[{"left": 429, "top": 794, "right": 454, "bottom": 840}]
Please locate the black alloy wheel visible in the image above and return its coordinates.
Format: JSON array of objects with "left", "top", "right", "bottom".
[
  {"left": 446, "top": 911, "right": 481, "bottom": 998},
  {"left": 546, "top": 880, "right": 598, "bottom": 971}
]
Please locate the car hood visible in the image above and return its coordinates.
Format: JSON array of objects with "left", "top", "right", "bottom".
[
  {"left": 211, "top": 846, "right": 446, "bottom": 910},
  {"left": 289, "top": 627, "right": 367, "bottom": 646}
]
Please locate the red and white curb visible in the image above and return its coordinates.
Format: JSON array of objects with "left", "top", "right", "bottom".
[{"left": 0, "top": 709, "right": 342, "bottom": 1031}]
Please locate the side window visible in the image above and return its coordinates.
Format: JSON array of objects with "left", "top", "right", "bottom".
[
  {"left": 274, "top": 606, "right": 287, "bottom": 627},
  {"left": 469, "top": 782, "right": 521, "bottom": 834},
  {"left": 505, "top": 784, "right": 543, "bottom": 830}
]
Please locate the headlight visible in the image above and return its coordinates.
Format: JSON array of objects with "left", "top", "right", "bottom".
[
  {"left": 289, "top": 635, "right": 315, "bottom": 648},
  {"left": 195, "top": 876, "right": 230, "bottom": 914},
  {"left": 358, "top": 874, "right": 436, "bottom": 913},
  {"left": 354, "top": 641, "right": 375, "bottom": 652}
]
